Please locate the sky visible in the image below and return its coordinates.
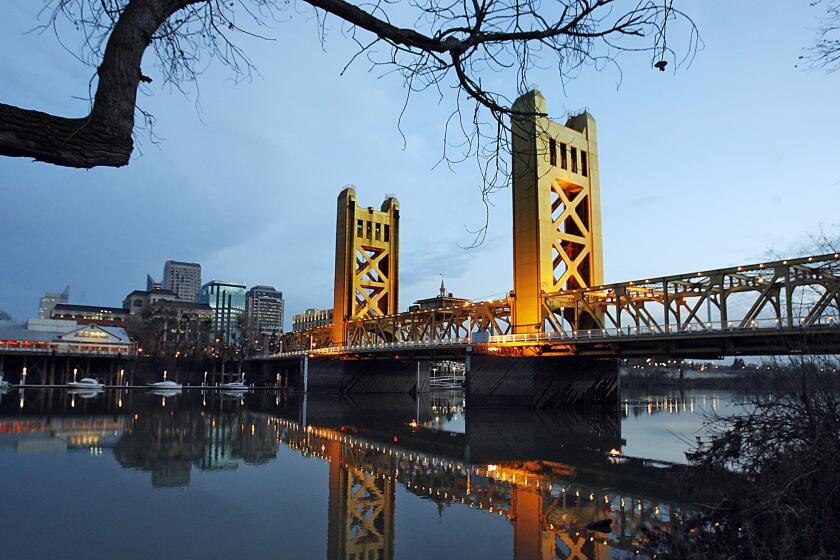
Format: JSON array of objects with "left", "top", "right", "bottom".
[{"left": 1, "top": 1, "right": 838, "bottom": 330}]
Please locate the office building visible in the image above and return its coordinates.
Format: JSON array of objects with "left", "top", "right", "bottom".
[
  {"left": 292, "top": 308, "right": 333, "bottom": 332},
  {"left": 50, "top": 303, "right": 130, "bottom": 327},
  {"left": 146, "top": 274, "right": 163, "bottom": 291},
  {"left": 245, "top": 286, "right": 285, "bottom": 335},
  {"left": 38, "top": 286, "right": 70, "bottom": 319},
  {"left": 197, "top": 280, "right": 246, "bottom": 344},
  {"left": 122, "top": 288, "right": 178, "bottom": 315},
  {"left": 163, "top": 260, "right": 202, "bottom": 302}
]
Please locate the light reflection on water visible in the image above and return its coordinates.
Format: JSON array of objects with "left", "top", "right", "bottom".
[{"left": 0, "top": 388, "right": 742, "bottom": 559}]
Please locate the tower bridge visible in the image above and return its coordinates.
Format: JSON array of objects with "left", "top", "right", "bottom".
[{"left": 259, "top": 90, "right": 840, "bottom": 405}]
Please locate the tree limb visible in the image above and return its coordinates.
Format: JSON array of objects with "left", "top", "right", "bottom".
[{"left": 0, "top": 0, "right": 199, "bottom": 168}]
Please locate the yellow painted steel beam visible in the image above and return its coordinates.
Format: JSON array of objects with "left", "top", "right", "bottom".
[
  {"left": 333, "top": 187, "right": 400, "bottom": 345},
  {"left": 511, "top": 91, "right": 604, "bottom": 334}
]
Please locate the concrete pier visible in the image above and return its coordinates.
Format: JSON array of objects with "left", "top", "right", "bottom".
[
  {"left": 465, "top": 355, "right": 619, "bottom": 408},
  {"left": 272, "top": 357, "right": 430, "bottom": 395}
]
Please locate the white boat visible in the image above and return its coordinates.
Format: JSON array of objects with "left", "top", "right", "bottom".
[
  {"left": 149, "top": 388, "right": 182, "bottom": 397},
  {"left": 67, "top": 388, "right": 103, "bottom": 398},
  {"left": 220, "top": 380, "right": 247, "bottom": 390},
  {"left": 148, "top": 380, "right": 183, "bottom": 390},
  {"left": 67, "top": 377, "right": 105, "bottom": 389},
  {"left": 221, "top": 371, "right": 247, "bottom": 390}
]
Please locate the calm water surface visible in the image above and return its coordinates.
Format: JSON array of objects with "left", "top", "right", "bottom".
[{"left": 0, "top": 387, "right": 751, "bottom": 559}]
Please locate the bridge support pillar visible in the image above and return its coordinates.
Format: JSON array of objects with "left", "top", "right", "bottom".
[
  {"left": 465, "top": 355, "right": 618, "bottom": 408},
  {"left": 278, "top": 358, "right": 430, "bottom": 394}
]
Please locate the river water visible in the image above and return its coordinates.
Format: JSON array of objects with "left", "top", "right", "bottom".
[{"left": 0, "top": 387, "right": 752, "bottom": 559}]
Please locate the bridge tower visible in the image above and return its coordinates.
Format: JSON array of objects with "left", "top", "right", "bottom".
[
  {"left": 333, "top": 187, "right": 400, "bottom": 346},
  {"left": 511, "top": 90, "right": 604, "bottom": 333},
  {"left": 326, "top": 439, "right": 395, "bottom": 560}
]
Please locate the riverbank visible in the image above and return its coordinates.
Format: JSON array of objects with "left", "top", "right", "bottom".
[{"left": 619, "top": 365, "right": 840, "bottom": 391}]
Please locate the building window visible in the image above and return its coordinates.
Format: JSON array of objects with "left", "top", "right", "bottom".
[
  {"left": 357, "top": 220, "right": 363, "bottom": 237},
  {"left": 581, "top": 150, "right": 588, "bottom": 176},
  {"left": 571, "top": 147, "right": 578, "bottom": 173},
  {"left": 549, "top": 138, "right": 557, "bottom": 166},
  {"left": 366, "top": 221, "right": 372, "bottom": 239},
  {"left": 375, "top": 222, "right": 382, "bottom": 241},
  {"left": 560, "top": 143, "right": 568, "bottom": 169}
]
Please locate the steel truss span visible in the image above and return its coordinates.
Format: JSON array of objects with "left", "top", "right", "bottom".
[
  {"left": 269, "top": 93, "right": 840, "bottom": 362},
  {"left": 274, "top": 253, "right": 840, "bottom": 359}
]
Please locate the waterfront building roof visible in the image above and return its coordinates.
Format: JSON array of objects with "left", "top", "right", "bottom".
[{"left": 0, "top": 322, "right": 130, "bottom": 345}]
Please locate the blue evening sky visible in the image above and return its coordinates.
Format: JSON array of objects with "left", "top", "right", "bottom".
[{"left": 1, "top": 1, "right": 838, "bottom": 329}]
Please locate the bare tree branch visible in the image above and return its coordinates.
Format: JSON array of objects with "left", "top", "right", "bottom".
[
  {"left": 806, "top": 0, "right": 840, "bottom": 71},
  {"left": 0, "top": 0, "right": 699, "bottom": 169}
]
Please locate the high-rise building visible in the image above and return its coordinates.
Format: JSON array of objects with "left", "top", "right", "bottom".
[
  {"left": 146, "top": 274, "right": 163, "bottom": 291},
  {"left": 245, "top": 286, "right": 285, "bottom": 335},
  {"left": 38, "top": 286, "right": 70, "bottom": 319},
  {"left": 197, "top": 280, "right": 246, "bottom": 345},
  {"left": 292, "top": 308, "right": 333, "bottom": 332},
  {"left": 163, "top": 260, "right": 202, "bottom": 302}
]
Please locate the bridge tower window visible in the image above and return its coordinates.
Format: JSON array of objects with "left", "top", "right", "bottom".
[
  {"left": 570, "top": 146, "right": 578, "bottom": 173},
  {"left": 549, "top": 138, "right": 557, "bottom": 166},
  {"left": 356, "top": 220, "right": 363, "bottom": 237},
  {"left": 581, "top": 150, "right": 588, "bottom": 177},
  {"left": 560, "top": 143, "right": 568, "bottom": 169}
]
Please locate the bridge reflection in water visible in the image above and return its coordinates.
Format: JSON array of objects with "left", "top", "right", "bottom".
[{"left": 0, "top": 389, "right": 713, "bottom": 559}]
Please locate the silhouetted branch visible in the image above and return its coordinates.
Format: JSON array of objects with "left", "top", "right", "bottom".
[{"left": 1, "top": 0, "right": 699, "bottom": 169}]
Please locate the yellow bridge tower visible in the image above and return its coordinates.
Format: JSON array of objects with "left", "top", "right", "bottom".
[
  {"left": 333, "top": 187, "right": 400, "bottom": 345},
  {"left": 511, "top": 90, "right": 604, "bottom": 334}
]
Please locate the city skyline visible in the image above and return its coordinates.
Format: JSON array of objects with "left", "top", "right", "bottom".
[{"left": 1, "top": 2, "right": 838, "bottom": 330}]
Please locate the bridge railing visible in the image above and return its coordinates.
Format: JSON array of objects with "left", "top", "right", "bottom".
[
  {"left": 490, "top": 315, "right": 838, "bottom": 344},
  {"left": 269, "top": 314, "right": 838, "bottom": 357}
]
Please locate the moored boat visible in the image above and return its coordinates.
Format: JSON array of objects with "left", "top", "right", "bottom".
[
  {"left": 147, "top": 380, "right": 183, "bottom": 390},
  {"left": 67, "top": 377, "right": 105, "bottom": 389},
  {"left": 148, "top": 370, "right": 182, "bottom": 391}
]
